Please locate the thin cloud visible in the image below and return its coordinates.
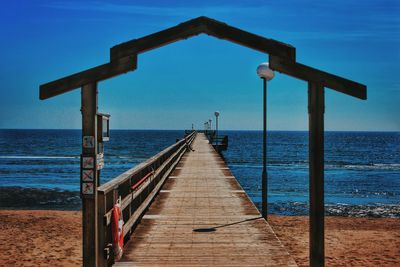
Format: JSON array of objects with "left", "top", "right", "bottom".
[
  {"left": 43, "top": 1, "right": 400, "bottom": 43},
  {"left": 43, "top": 1, "right": 265, "bottom": 17}
]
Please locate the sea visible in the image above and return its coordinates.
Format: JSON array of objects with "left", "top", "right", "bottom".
[{"left": 0, "top": 129, "right": 399, "bottom": 217}]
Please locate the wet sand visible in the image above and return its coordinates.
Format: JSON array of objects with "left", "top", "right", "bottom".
[{"left": 0, "top": 210, "right": 399, "bottom": 266}]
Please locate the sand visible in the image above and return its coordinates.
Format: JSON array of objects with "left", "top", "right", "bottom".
[
  {"left": 0, "top": 210, "right": 399, "bottom": 266},
  {"left": 269, "top": 215, "right": 400, "bottom": 266},
  {"left": 0, "top": 210, "right": 82, "bottom": 266}
]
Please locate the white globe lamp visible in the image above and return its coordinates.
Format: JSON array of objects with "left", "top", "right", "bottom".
[{"left": 257, "top": 62, "right": 275, "bottom": 81}]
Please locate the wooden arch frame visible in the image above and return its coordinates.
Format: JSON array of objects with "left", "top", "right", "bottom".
[
  {"left": 39, "top": 16, "right": 367, "bottom": 267},
  {"left": 40, "top": 16, "right": 366, "bottom": 100}
]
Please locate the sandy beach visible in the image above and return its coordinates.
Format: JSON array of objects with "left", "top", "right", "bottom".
[
  {"left": 0, "top": 210, "right": 399, "bottom": 266},
  {"left": 0, "top": 210, "right": 82, "bottom": 266},
  {"left": 269, "top": 215, "right": 400, "bottom": 266}
]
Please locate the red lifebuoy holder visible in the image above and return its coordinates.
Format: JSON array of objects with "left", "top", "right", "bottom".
[{"left": 112, "top": 198, "right": 124, "bottom": 260}]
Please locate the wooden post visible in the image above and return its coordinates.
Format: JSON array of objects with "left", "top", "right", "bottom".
[
  {"left": 97, "top": 191, "right": 107, "bottom": 267},
  {"left": 308, "top": 82, "right": 325, "bottom": 267},
  {"left": 81, "top": 83, "right": 99, "bottom": 267}
]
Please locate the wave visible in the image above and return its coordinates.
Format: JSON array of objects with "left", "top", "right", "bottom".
[
  {"left": 255, "top": 201, "right": 400, "bottom": 217},
  {"left": 4, "top": 156, "right": 397, "bottom": 171},
  {"left": 340, "top": 163, "right": 400, "bottom": 170},
  {"left": 0, "top": 156, "right": 79, "bottom": 159},
  {"left": 228, "top": 163, "right": 400, "bottom": 170}
]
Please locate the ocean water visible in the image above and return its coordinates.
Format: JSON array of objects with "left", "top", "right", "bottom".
[
  {"left": 0, "top": 129, "right": 399, "bottom": 215},
  {"left": 221, "top": 131, "right": 400, "bottom": 215}
]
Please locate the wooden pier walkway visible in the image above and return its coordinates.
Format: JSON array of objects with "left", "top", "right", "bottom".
[{"left": 116, "top": 133, "right": 297, "bottom": 266}]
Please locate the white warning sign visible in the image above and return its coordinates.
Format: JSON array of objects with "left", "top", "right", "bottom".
[
  {"left": 82, "top": 169, "right": 94, "bottom": 181},
  {"left": 83, "top": 136, "right": 95, "bottom": 148},
  {"left": 96, "top": 153, "right": 104, "bottom": 170},
  {"left": 82, "top": 156, "right": 94, "bottom": 169},
  {"left": 82, "top": 182, "right": 94, "bottom": 195}
]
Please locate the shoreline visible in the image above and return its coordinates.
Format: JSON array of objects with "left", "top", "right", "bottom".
[
  {"left": 0, "top": 187, "right": 81, "bottom": 210},
  {"left": 1, "top": 186, "right": 399, "bottom": 218},
  {"left": 0, "top": 210, "right": 398, "bottom": 266}
]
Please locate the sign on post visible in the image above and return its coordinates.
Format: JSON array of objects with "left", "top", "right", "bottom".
[
  {"left": 83, "top": 136, "right": 95, "bottom": 148},
  {"left": 82, "top": 182, "right": 94, "bottom": 194},
  {"left": 82, "top": 156, "right": 95, "bottom": 169},
  {"left": 97, "top": 153, "right": 104, "bottom": 170},
  {"left": 81, "top": 155, "right": 96, "bottom": 196},
  {"left": 82, "top": 169, "right": 94, "bottom": 181}
]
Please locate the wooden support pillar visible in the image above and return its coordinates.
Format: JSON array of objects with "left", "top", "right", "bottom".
[
  {"left": 81, "top": 83, "right": 99, "bottom": 267},
  {"left": 308, "top": 82, "right": 325, "bottom": 267},
  {"left": 97, "top": 191, "right": 107, "bottom": 267}
]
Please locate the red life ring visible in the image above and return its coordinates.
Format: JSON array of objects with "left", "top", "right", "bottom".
[{"left": 112, "top": 198, "right": 124, "bottom": 260}]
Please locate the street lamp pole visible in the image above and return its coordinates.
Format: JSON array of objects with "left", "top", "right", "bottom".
[
  {"left": 257, "top": 62, "right": 275, "bottom": 220},
  {"left": 214, "top": 111, "right": 220, "bottom": 147},
  {"left": 262, "top": 77, "right": 267, "bottom": 220}
]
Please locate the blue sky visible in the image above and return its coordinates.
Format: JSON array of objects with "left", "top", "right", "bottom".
[{"left": 0, "top": 0, "right": 399, "bottom": 131}]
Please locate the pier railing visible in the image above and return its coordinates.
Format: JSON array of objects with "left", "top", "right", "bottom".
[
  {"left": 203, "top": 130, "right": 228, "bottom": 152},
  {"left": 210, "top": 136, "right": 228, "bottom": 151},
  {"left": 97, "top": 131, "right": 196, "bottom": 266}
]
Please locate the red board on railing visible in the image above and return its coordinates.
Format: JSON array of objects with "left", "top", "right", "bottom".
[{"left": 131, "top": 171, "right": 154, "bottom": 190}]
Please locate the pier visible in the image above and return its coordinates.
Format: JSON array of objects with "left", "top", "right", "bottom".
[
  {"left": 116, "top": 133, "right": 296, "bottom": 266},
  {"left": 96, "top": 132, "right": 296, "bottom": 266}
]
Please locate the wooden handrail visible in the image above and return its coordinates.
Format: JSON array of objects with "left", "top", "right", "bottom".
[
  {"left": 99, "top": 142, "right": 181, "bottom": 194},
  {"left": 122, "top": 144, "right": 187, "bottom": 236},
  {"left": 97, "top": 131, "right": 196, "bottom": 266},
  {"left": 131, "top": 171, "right": 154, "bottom": 191}
]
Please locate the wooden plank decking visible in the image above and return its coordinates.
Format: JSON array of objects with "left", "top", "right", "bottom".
[{"left": 116, "top": 133, "right": 297, "bottom": 266}]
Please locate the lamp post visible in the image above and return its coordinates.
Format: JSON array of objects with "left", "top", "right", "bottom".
[
  {"left": 257, "top": 62, "right": 275, "bottom": 220},
  {"left": 214, "top": 111, "right": 220, "bottom": 147},
  {"left": 208, "top": 119, "right": 212, "bottom": 141}
]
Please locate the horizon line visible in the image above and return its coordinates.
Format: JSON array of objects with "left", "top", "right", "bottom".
[{"left": 0, "top": 128, "right": 399, "bottom": 133}]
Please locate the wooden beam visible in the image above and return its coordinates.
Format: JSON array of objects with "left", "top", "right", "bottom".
[
  {"left": 269, "top": 55, "right": 367, "bottom": 100},
  {"left": 203, "top": 18, "right": 296, "bottom": 60},
  {"left": 81, "top": 83, "right": 99, "bottom": 267},
  {"left": 308, "top": 82, "right": 325, "bottom": 267},
  {"left": 39, "top": 55, "right": 137, "bottom": 100},
  {"left": 110, "top": 17, "right": 206, "bottom": 60},
  {"left": 110, "top": 16, "right": 296, "bottom": 61}
]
